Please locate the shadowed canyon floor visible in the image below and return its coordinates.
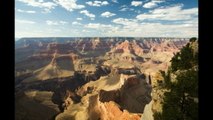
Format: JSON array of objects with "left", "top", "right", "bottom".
[{"left": 15, "top": 37, "right": 188, "bottom": 120}]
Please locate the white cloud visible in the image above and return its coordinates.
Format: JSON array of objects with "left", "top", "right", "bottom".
[
  {"left": 53, "top": 0, "right": 85, "bottom": 11},
  {"left": 110, "top": 15, "right": 198, "bottom": 37},
  {"left": 85, "top": 23, "right": 113, "bottom": 29},
  {"left": 46, "top": 20, "right": 68, "bottom": 25},
  {"left": 135, "top": 10, "right": 141, "bottom": 14},
  {"left": 119, "top": 5, "right": 134, "bottom": 11},
  {"left": 137, "top": 4, "right": 198, "bottom": 21},
  {"left": 15, "top": 19, "right": 35, "bottom": 24},
  {"left": 120, "top": 5, "right": 127, "bottom": 8},
  {"left": 76, "top": 18, "right": 82, "bottom": 20},
  {"left": 59, "top": 21, "right": 68, "bottom": 25},
  {"left": 112, "top": 18, "right": 138, "bottom": 26},
  {"left": 86, "top": 1, "right": 109, "bottom": 7},
  {"left": 112, "top": 0, "right": 118, "bottom": 3},
  {"left": 143, "top": 0, "right": 164, "bottom": 8},
  {"left": 16, "top": 9, "right": 36, "bottom": 13},
  {"left": 42, "top": 8, "right": 50, "bottom": 13},
  {"left": 72, "top": 21, "right": 81, "bottom": 25},
  {"left": 17, "top": 0, "right": 57, "bottom": 13},
  {"left": 113, "top": 4, "right": 198, "bottom": 37},
  {"left": 84, "top": 23, "right": 120, "bottom": 36},
  {"left": 80, "top": 10, "right": 95, "bottom": 20},
  {"left": 46, "top": 20, "right": 58, "bottom": 25},
  {"left": 82, "top": 29, "right": 90, "bottom": 32},
  {"left": 131, "top": 1, "right": 143, "bottom": 7},
  {"left": 119, "top": 8, "right": 134, "bottom": 11},
  {"left": 101, "top": 11, "right": 116, "bottom": 18}
]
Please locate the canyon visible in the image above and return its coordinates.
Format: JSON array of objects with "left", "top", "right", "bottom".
[{"left": 15, "top": 37, "right": 188, "bottom": 120}]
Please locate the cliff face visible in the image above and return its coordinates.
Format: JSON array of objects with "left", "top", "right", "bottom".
[
  {"left": 56, "top": 71, "right": 152, "bottom": 120},
  {"left": 140, "top": 69, "right": 168, "bottom": 120},
  {"left": 112, "top": 40, "right": 144, "bottom": 55},
  {"left": 15, "top": 37, "right": 188, "bottom": 120},
  {"left": 89, "top": 95, "right": 141, "bottom": 120},
  {"left": 99, "top": 76, "right": 152, "bottom": 113},
  {"left": 105, "top": 39, "right": 187, "bottom": 64},
  {"left": 110, "top": 39, "right": 186, "bottom": 54}
]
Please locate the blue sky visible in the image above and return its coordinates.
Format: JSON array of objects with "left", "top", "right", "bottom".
[{"left": 15, "top": 0, "right": 198, "bottom": 38}]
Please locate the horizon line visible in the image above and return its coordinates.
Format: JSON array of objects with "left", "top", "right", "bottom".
[{"left": 15, "top": 36, "right": 193, "bottom": 39}]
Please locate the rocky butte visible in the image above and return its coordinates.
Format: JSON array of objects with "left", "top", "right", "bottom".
[{"left": 15, "top": 37, "right": 188, "bottom": 120}]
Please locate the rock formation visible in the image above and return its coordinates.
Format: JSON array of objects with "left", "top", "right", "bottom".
[{"left": 15, "top": 37, "right": 188, "bottom": 120}]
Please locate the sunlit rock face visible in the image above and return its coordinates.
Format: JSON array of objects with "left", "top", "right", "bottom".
[{"left": 99, "top": 76, "right": 152, "bottom": 113}]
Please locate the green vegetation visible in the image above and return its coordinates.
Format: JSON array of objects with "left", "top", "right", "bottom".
[
  {"left": 170, "top": 40, "right": 198, "bottom": 72},
  {"left": 189, "top": 37, "right": 197, "bottom": 42},
  {"left": 154, "top": 38, "right": 198, "bottom": 120},
  {"left": 159, "top": 69, "right": 171, "bottom": 88}
]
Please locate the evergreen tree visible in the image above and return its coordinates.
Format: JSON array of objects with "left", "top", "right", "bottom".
[
  {"left": 154, "top": 38, "right": 198, "bottom": 120},
  {"left": 189, "top": 37, "right": 197, "bottom": 42}
]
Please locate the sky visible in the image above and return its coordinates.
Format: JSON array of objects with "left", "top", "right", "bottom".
[{"left": 15, "top": 0, "right": 198, "bottom": 38}]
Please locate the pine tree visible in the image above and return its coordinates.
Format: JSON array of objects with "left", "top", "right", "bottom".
[{"left": 154, "top": 38, "right": 198, "bottom": 120}]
